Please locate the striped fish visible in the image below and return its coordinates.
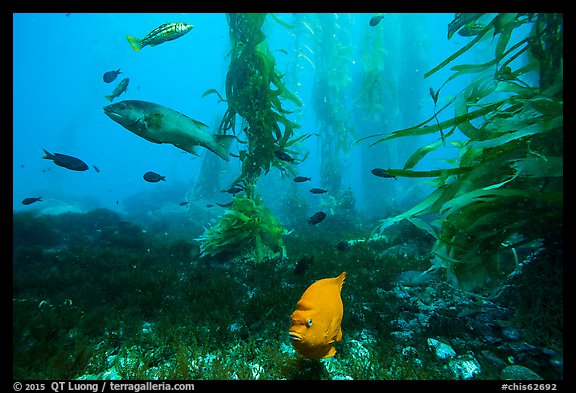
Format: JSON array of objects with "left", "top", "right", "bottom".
[
  {"left": 126, "top": 22, "right": 193, "bottom": 52},
  {"left": 458, "top": 22, "right": 487, "bottom": 37},
  {"left": 447, "top": 13, "right": 484, "bottom": 39}
]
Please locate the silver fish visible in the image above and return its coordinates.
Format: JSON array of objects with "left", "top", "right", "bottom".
[{"left": 103, "top": 100, "right": 235, "bottom": 160}]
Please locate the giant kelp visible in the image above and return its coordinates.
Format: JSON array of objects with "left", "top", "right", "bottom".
[
  {"left": 308, "top": 14, "right": 355, "bottom": 194},
  {"left": 198, "top": 13, "right": 305, "bottom": 259},
  {"left": 220, "top": 13, "right": 305, "bottom": 184},
  {"left": 358, "top": 13, "right": 563, "bottom": 290},
  {"left": 354, "top": 14, "right": 431, "bottom": 213}
]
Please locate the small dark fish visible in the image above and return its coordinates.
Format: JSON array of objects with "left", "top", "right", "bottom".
[
  {"left": 369, "top": 14, "right": 384, "bottom": 27},
  {"left": 336, "top": 240, "right": 350, "bottom": 252},
  {"left": 206, "top": 204, "right": 214, "bottom": 208},
  {"left": 143, "top": 171, "right": 165, "bottom": 182},
  {"left": 294, "top": 255, "right": 314, "bottom": 276},
  {"left": 103, "top": 69, "right": 122, "bottom": 83},
  {"left": 179, "top": 201, "right": 189, "bottom": 206},
  {"left": 308, "top": 211, "right": 327, "bottom": 225},
  {"left": 216, "top": 201, "right": 234, "bottom": 208},
  {"left": 22, "top": 197, "right": 42, "bottom": 205},
  {"left": 294, "top": 176, "right": 312, "bottom": 183},
  {"left": 42, "top": 149, "right": 89, "bottom": 171},
  {"left": 105, "top": 77, "right": 129, "bottom": 102},
  {"left": 226, "top": 186, "right": 243, "bottom": 195},
  {"left": 93, "top": 165, "right": 101, "bottom": 173},
  {"left": 274, "top": 150, "right": 295, "bottom": 162},
  {"left": 371, "top": 168, "right": 397, "bottom": 179},
  {"left": 310, "top": 188, "right": 327, "bottom": 194}
]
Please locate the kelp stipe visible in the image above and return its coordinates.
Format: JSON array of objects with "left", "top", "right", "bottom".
[{"left": 198, "top": 14, "right": 306, "bottom": 260}]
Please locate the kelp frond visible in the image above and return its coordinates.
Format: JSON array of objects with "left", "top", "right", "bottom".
[
  {"left": 196, "top": 193, "right": 286, "bottom": 263},
  {"left": 358, "top": 13, "right": 563, "bottom": 290}
]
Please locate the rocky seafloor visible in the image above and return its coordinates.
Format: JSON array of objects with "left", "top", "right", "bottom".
[{"left": 13, "top": 209, "right": 563, "bottom": 380}]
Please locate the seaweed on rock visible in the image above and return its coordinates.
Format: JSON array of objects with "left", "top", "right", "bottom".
[{"left": 196, "top": 192, "right": 286, "bottom": 263}]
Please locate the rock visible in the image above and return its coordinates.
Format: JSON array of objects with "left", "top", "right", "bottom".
[
  {"left": 390, "top": 330, "right": 414, "bottom": 342},
  {"left": 249, "top": 363, "right": 264, "bottom": 379},
  {"left": 501, "top": 365, "right": 543, "bottom": 380},
  {"left": 447, "top": 355, "right": 481, "bottom": 379},
  {"left": 323, "top": 356, "right": 351, "bottom": 380},
  {"left": 101, "top": 367, "right": 122, "bottom": 380},
  {"left": 402, "top": 346, "right": 418, "bottom": 358},
  {"left": 542, "top": 347, "right": 563, "bottom": 372},
  {"left": 332, "top": 375, "right": 354, "bottom": 380},
  {"left": 279, "top": 342, "right": 295, "bottom": 355},
  {"left": 141, "top": 321, "right": 153, "bottom": 334},
  {"left": 356, "top": 328, "right": 377, "bottom": 345},
  {"left": 481, "top": 350, "right": 507, "bottom": 368},
  {"left": 427, "top": 338, "right": 457, "bottom": 360},
  {"left": 392, "top": 286, "right": 410, "bottom": 300},
  {"left": 396, "top": 270, "right": 434, "bottom": 286},
  {"left": 348, "top": 339, "right": 371, "bottom": 361},
  {"left": 502, "top": 327, "right": 520, "bottom": 341}
]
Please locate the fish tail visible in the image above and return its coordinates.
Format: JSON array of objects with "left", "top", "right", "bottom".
[
  {"left": 41, "top": 148, "right": 53, "bottom": 160},
  {"left": 126, "top": 35, "right": 143, "bottom": 52},
  {"left": 212, "top": 134, "right": 236, "bottom": 161},
  {"left": 104, "top": 95, "right": 114, "bottom": 102}
]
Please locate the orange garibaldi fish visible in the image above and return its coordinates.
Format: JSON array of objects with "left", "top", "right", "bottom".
[{"left": 289, "top": 272, "right": 346, "bottom": 359}]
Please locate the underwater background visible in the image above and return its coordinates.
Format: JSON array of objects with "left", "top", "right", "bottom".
[{"left": 13, "top": 13, "right": 563, "bottom": 380}]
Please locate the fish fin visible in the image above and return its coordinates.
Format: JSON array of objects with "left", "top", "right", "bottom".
[
  {"left": 211, "top": 134, "right": 237, "bottom": 161},
  {"left": 322, "top": 347, "right": 337, "bottom": 358},
  {"left": 327, "top": 320, "right": 343, "bottom": 343},
  {"left": 143, "top": 113, "right": 164, "bottom": 128},
  {"left": 126, "top": 35, "right": 143, "bottom": 52},
  {"left": 190, "top": 118, "right": 210, "bottom": 128},
  {"left": 142, "top": 136, "right": 163, "bottom": 144},
  {"left": 175, "top": 143, "right": 200, "bottom": 156},
  {"left": 104, "top": 95, "right": 114, "bottom": 102},
  {"left": 42, "top": 149, "right": 54, "bottom": 159}
]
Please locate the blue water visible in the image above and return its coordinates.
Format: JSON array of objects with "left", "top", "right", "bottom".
[{"left": 13, "top": 12, "right": 489, "bottom": 216}]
